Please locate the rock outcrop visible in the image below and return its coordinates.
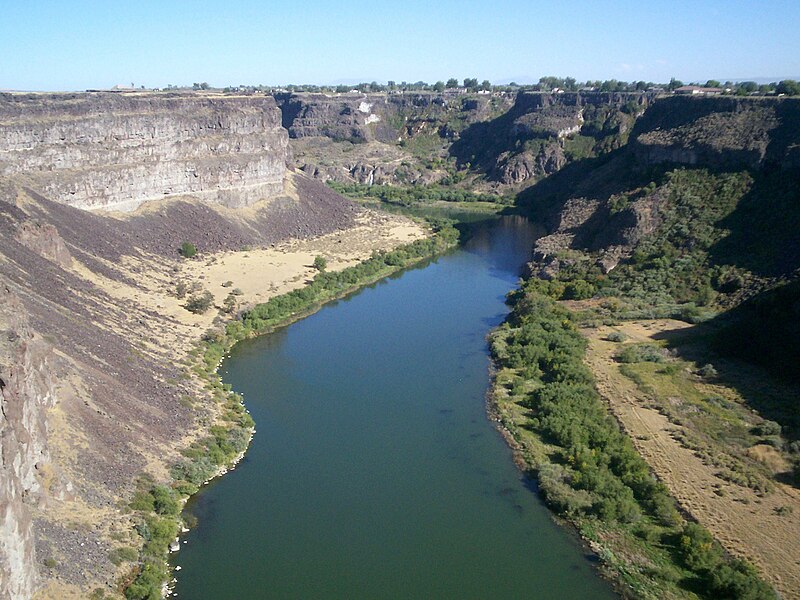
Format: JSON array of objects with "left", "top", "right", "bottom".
[
  {"left": 0, "top": 93, "right": 290, "bottom": 211},
  {"left": 275, "top": 91, "right": 514, "bottom": 186},
  {"left": 631, "top": 96, "right": 800, "bottom": 170},
  {"left": 451, "top": 91, "right": 658, "bottom": 188},
  {"left": 0, "top": 284, "right": 58, "bottom": 599}
]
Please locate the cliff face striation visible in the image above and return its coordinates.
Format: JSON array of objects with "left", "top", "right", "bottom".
[
  {"left": 274, "top": 91, "right": 513, "bottom": 186},
  {"left": 0, "top": 285, "right": 59, "bottom": 600},
  {"left": 450, "top": 91, "right": 659, "bottom": 188},
  {"left": 0, "top": 93, "right": 290, "bottom": 211}
]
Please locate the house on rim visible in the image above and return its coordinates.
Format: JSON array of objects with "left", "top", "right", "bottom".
[{"left": 674, "top": 85, "right": 723, "bottom": 95}]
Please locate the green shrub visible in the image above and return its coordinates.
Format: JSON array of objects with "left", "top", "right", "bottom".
[
  {"left": 179, "top": 242, "right": 197, "bottom": 258},
  {"left": 313, "top": 255, "right": 327, "bottom": 271},
  {"left": 617, "top": 344, "right": 665, "bottom": 364},
  {"left": 185, "top": 291, "right": 214, "bottom": 314},
  {"left": 108, "top": 546, "right": 138, "bottom": 566}
]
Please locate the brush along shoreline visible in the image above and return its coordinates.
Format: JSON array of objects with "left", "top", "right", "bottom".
[{"left": 123, "top": 219, "right": 460, "bottom": 600}]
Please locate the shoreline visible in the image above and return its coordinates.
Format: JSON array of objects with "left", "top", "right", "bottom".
[{"left": 125, "top": 219, "right": 461, "bottom": 599}]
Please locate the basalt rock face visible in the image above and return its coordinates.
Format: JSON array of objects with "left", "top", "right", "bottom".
[
  {"left": 631, "top": 96, "right": 800, "bottom": 170},
  {"left": 0, "top": 284, "right": 58, "bottom": 600},
  {"left": 275, "top": 91, "right": 513, "bottom": 185},
  {"left": 0, "top": 93, "right": 289, "bottom": 211},
  {"left": 523, "top": 95, "right": 800, "bottom": 286},
  {"left": 451, "top": 91, "right": 659, "bottom": 188}
]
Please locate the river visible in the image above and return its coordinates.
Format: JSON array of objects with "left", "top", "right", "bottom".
[{"left": 171, "top": 214, "right": 617, "bottom": 599}]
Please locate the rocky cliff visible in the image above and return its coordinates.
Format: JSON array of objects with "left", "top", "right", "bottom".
[
  {"left": 0, "top": 171, "right": 365, "bottom": 598},
  {"left": 631, "top": 96, "right": 800, "bottom": 170},
  {"left": 0, "top": 93, "right": 290, "bottom": 211},
  {"left": 520, "top": 94, "right": 800, "bottom": 299},
  {"left": 450, "top": 91, "right": 659, "bottom": 188},
  {"left": 274, "top": 91, "right": 513, "bottom": 186},
  {"left": 275, "top": 90, "right": 662, "bottom": 192},
  {"left": 0, "top": 285, "right": 58, "bottom": 600}
]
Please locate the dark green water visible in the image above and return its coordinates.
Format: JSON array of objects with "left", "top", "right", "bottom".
[{"left": 171, "top": 215, "right": 617, "bottom": 599}]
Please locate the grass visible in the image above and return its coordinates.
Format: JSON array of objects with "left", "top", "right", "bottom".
[{"left": 489, "top": 285, "right": 775, "bottom": 599}]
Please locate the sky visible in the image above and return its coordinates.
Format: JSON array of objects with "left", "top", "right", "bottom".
[{"left": 1, "top": 0, "right": 799, "bottom": 91}]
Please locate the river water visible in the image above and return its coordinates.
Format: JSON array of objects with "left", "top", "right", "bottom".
[{"left": 171, "top": 215, "right": 617, "bottom": 599}]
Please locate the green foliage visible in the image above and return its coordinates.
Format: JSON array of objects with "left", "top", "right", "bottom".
[
  {"left": 617, "top": 344, "right": 666, "bottom": 364},
  {"left": 776, "top": 80, "right": 800, "bottom": 96},
  {"left": 602, "top": 169, "right": 753, "bottom": 310},
  {"left": 494, "top": 288, "right": 678, "bottom": 526},
  {"left": 185, "top": 291, "right": 214, "bottom": 314},
  {"left": 493, "top": 286, "right": 773, "bottom": 597},
  {"left": 313, "top": 255, "right": 327, "bottom": 271},
  {"left": 328, "top": 181, "right": 513, "bottom": 207},
  {"left": 563, "top": 280, "right": 595, "bottom": 300},
  {"left": 179, "top": 242, "right": 197, "bottom": 258},
  {"left": 222, "top": 292, "right": 238, "bottom": 314},
  {"left": 679, "top": 524, "right": 775, "bottom": 599},
  {"left": 108, "top": 546, "right": 138, "bottom": 566}
]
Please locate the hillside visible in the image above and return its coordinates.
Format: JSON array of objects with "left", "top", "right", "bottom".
[
  {"left": 503, "top": 94, "right": 800, "bottom": 597},
  {"left": 0, "top": 92, "right": 426, "bottom": 599},
  {"left": 2, "top": 88, "right": 800, "bottom": 599}
]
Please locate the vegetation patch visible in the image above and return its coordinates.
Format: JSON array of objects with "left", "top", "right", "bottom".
[
  {"left": 122, "top": 220, "right": 460, "bottom": 599},
  {"left": 489, "top": 285, "right": 775, "bottom": 598},
  {"left": 328, "top": 181, "right": 514, "bottom": 207}
]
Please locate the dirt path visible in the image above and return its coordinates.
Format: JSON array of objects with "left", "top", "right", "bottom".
[{"left": 584, "top": 320, "right": 800, "bottom": 598}]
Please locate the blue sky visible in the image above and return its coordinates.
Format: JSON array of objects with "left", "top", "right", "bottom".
[{"left": 2, "top": 0, "right": 799, "bottom": 91}]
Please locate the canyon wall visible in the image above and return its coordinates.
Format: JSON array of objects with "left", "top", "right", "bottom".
[
  {"left": 631, "top": 96, "right": 800, "bottom": 170},
  {"left": 0, "top": 93, "right": 289, "bottom": 211}
]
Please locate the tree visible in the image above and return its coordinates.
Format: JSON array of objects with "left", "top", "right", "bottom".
[
  {"left": 479, "top": 79, "right": 491, "bottom": 91},
  {"left": 313, "top": 255, "right": 327, "bottom": 271},
  {"left": 667, "top": 77, "right": 683, "bottom": 91},
  {"left": 179, "top": 242, "right": 197, "bottom": 258},
  {"left": 463, "top": 78, "right": 478, "bottom": 90},
  {"left": 433, "top": 80, "right": 445, "bottom": 92},
  {"left": 777, "top": 79, "right": 800, "bottom": 95},
  {"left": 737, "top": 81, "right": 758, "bottom": 95},
  {"left": 222, "top": 292, "right": 238, "bottom": 314},
  {"left": 705, "top": 79, "right": 721, "bottom": 88},
  {"left": 446, "top": 78, "right": 459, "bottom": 89},
  {"left": 185, "top": 291, "right": 214, "bottom": 314}
]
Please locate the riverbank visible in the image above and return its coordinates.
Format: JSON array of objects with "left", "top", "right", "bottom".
[
  {"left": 488, "top": 287, "right": 777, "bottom": 599},
  {"left": 121, "top": 218, "right": 461, "bottom": 599}
]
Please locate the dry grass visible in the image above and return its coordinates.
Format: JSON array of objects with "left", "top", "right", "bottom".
[{"left": 584, "top": 320, "right": 800, "bottom": 598}]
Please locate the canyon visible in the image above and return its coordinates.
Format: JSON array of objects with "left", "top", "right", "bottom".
[{"left": 1, "top": 87, "right": 799, "bottom": 599}]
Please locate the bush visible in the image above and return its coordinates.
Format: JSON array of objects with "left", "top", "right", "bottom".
[
  {"left": 179, "top": 242, "right": 197, "bottom": 258},
  {"left": 185, "top": 291, "right": 214, "bottom": 314},
  {"left": 617, "top": 344, "right": 665, "bottom": 363},
  {"left": 698, "top": 363, "right": 718, "bottom": 378},
  {"left": 752, "top": 420, "right": 782, "bottom": 437},
  {"left": 562, "top": 280, "right": 595, "bottom": 300},
  {"left": 313, "top": 255, "right": 327, "bottom": 271},
  {"left": 108, "top": 546, "right": 138, "bottom": 566},
  {"left": 606, "top": 331, "right": 627, "bottom": 342}
]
